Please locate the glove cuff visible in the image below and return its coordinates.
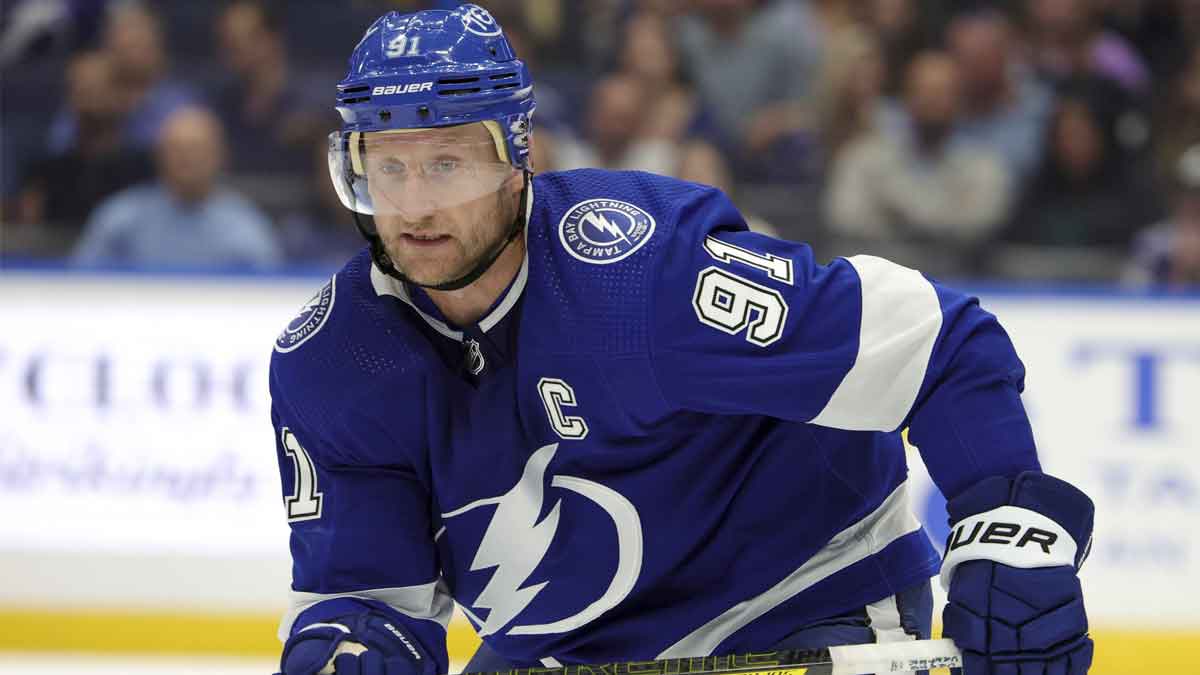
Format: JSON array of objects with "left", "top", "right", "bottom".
[
  {"left": 280, "top": 622, "right": 360, "bottom": 675},
  {"left": 940, "top": 471, "right": 1094, "bottom": 590}
]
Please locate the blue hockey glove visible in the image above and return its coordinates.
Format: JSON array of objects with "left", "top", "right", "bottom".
[
  {"left": 940, "top": 471, "right": 1094, "bottom": 674},
  {"left": 279, "top": 605, "right": 438, "bottom": 675}
]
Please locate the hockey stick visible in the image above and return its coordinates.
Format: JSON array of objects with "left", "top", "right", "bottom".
[{"left": 461, "top": 639, "right": 962, "bottom": 675}]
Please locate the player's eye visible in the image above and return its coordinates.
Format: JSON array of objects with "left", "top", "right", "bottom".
[
  {"left": 426, "top": 158, "right": 461, "bottom": 178},
  {"left": 376, "top": 159, "right": 407, "bottom": 178}
]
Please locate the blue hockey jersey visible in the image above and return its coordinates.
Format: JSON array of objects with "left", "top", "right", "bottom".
[{"left": 269, "top": 169, "right": 1040, "bottom": 670}]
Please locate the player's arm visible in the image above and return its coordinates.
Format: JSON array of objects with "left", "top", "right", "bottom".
[
  {"left": 650, "top": 185, "right": 1093, "bottom": 674},
  {"left": 270, "top": 371, "right": 450, "bottom": 675}
]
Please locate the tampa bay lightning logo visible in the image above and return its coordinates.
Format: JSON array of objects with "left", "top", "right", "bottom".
[
  {"left": 275, "top": 277, "right": 335, "bottom": 353},
  {"left": 461, "top": 4, "right": 502, "bottom": 37},
  {"left": 441, "top": 443, "right": 643, "bottom": 637},
  {"left": 558, "top": 199, "right": 656, "bottom": 265}
]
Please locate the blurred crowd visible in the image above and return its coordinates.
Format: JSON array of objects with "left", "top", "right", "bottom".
[{"left": 2, "top": 0, "right": 1199, "bottom": 288}]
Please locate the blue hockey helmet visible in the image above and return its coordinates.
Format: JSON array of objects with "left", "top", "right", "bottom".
[
  {"left": 330, "top": 4, "right": 534, "bottom": 207},
  {"left": 329, "top": 4, "right": 536, "bottom": 290}
]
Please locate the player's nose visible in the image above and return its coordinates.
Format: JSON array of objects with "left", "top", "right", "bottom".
[{"left": 390, "top": 180, "right": 440, "bottom": 221}]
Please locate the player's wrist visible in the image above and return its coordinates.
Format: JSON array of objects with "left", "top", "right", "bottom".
[{"left": 940, "top": 471, "right": 1094, "bottom": 589}]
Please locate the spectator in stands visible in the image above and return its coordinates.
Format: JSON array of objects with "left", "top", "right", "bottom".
[
  {"left": 1153, "top": 42, "right": 1200, "bottom": 192},
  {"left": 1125, "top": 144, "right": 1200, "bottom": 288},
  {"left": 866, "top": 0, "right": 927, "bottom": 98},
  {"left": 1025, "top": 0, "right": 1150, "bottom": 95},
  {"left": 675, "top": 0, "right": 822, "bottom": 181},
  {"left": 619, "top": 11, "right": 719, "bottom": 151},
  {"left": 552, "top": 73, "right": 678, "bottom": 176},
  {"left": 809, "top": 0, "right": 885, "bottom": 164},
  {"left": 606, "top": 11, "right": 731, "bottom": 180},
  {"left": 813, "top": 24, "right": 887, "bottom": 165},
  {"left": 210, "top": 0, "right": 325, "bottom": 174},
  {"left": 72, "top": 106, "right": 282, "bottom": 269},
  {"left": 551, "top": 32, "right": 733, "bottom": 187},
  {"left": 946, "top": 8, "right": 1053, "bottom": 188},
  {"left": 553, "top": 73, "right": 668, "bottom": 173},
  {"left": 47, "top": 1, "right": 199, "bottom": 154},
  {"left": 13, "top": 49, "right": 153, "bottom": 256},
  {"left": 1004, "top": 78, "right": 1161, "bottom": 251},
  {"left": 825, "top": 51, "right": 1012, "bottom": 275}
]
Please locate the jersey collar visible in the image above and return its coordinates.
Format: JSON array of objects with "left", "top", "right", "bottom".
[{"left": 369, "top": 181, "right": 533, "bottom": 342}]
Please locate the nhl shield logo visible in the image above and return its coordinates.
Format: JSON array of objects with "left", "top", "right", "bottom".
[
  {"left": 558, "top": 199, "right": 656, "bottom": 265},
  {"left": 275, "top": 277, "right": 335, "bottom": 353}
]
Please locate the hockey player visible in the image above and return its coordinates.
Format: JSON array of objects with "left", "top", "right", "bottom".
[{"left": 271, "top": 5, "right": 1094, "bottom": 675}]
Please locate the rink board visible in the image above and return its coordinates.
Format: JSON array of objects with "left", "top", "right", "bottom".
[{"left": 1, "top": 272, "right": 1197, "bottom": 671}]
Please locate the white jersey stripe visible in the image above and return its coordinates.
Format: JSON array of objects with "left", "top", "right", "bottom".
[
  {"left": 656, "top": 482, "right": 922, "bottom": 658},
  {"left": 278, "top": 579, "right": 455, "bottom": 641},
  {"left": 809, "top": 256, "right": 942, "bottom": 432},
  {"left": 866, "top": 594, "right": 911, "bottom": 643}
]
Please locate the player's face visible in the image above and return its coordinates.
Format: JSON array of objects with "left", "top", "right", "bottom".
[{"left": 363, "top": 124, "right": 522, "bottom": 287}]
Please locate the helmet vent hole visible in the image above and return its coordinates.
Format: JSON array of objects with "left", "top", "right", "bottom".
[
  {"left": 489, "top": 73, "right": 516, "bottom": 80},
  {"left": 439, "top": 88, "right": 482, "bottom": 96},
  {"left": 340, "top": 96, "right": 371, "bottom": 104},
  {"left": 340, "top": 85, "right": 370, "bottom": 94},
  {"left": 492, "top": 83, "right": 519, "bottom": 90},
  {"left": 378, "top": 110, "right": 392, "bottom": 122},
  {"left": 438, "top": 76, "right": 480, "bottom": 85}
]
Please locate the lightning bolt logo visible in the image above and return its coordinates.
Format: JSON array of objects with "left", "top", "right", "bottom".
[
  {"left": 444, "top": 443, "right": 562, "bottom": 636},
  {"left": 441, "top": 440, "right": 644, "bottom": 637},
  {"left": 581, "top": 211, "right": 633, "bottom": 247}
]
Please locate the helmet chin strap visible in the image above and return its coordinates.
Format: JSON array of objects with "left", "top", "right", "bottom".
[{"left": 357, "top": 171, "right": 530, "bottom": 292}]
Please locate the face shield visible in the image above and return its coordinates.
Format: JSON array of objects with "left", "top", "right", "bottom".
[{"left": 328, "top": 122, "right": 520, "bottom": 218}]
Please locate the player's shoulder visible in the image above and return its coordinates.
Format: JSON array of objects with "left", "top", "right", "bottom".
[
  {"left": 269, "top": 249, "right": 424, "bottom": 409},
  {"left": 521, "top": 170, "right": 749, "bottom": 355},
  {"left": 530, "top": 169, "right": 744, "bottom": 270}
]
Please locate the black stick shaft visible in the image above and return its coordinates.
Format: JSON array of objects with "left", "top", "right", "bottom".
[{"left": 462, "top": 649, "right": 833, "bottom": 675}]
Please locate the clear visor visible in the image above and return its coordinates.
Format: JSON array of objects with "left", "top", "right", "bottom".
[{"left": 328, "top": 128, "right": 518, "bottom": 216}]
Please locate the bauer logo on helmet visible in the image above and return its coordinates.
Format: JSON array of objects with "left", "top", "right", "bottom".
[{"left": 371, "top": 82, "right": 434, "bottom": 97}]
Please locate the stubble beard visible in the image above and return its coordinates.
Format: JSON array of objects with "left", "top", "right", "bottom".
[{"left": 380, "top": 191, "right": 516, "bottom": 288}]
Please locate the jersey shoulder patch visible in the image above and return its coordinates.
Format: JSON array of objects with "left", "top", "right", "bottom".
[
  {"left": 556, "top": 197, "right": 657, "bottom": 265},
  {"left": 275, "top": 276, "right": 336, "bottom": 353},
  {"left": 534, "top": 169, "right": 720, "bottom": 269}
]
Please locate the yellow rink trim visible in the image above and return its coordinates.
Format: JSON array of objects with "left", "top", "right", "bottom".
[
  {"left": 0, "top": 609, "right": 476, "bottom": 661},
  {"left": 0, "top": 609, "right": 1196, "bottom": 675}
]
